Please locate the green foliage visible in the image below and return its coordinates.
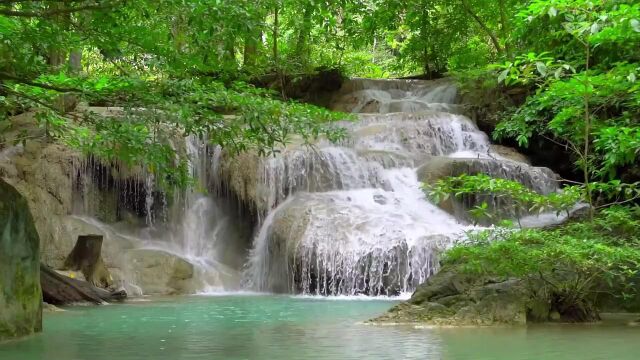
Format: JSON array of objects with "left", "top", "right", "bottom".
[
  {"left": 489, "top": 0, "right": 640, "bottom": 182},
  {"left": 424, "top": 174, "right": 582, "bottom": 225},
  {"left": 0, "top": 1, "right": 353, "bottom": 189},
  {"left": 426, "top": 174, "right": 640, "bottom": 224},
  {"left": 445, "top": 206, "right": 640, "bottom": 319}
]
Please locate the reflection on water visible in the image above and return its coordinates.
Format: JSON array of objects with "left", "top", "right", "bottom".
[{"left": 1, "top": 296, "right": 638, "bottom": 360}]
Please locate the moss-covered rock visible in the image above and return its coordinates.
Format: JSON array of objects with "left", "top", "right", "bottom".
[
  {"left": 0, "top": 179, "right": 42, "bottom": 341},
  {"left": 370, "top": 268, "right": 527, "bottom": 326}
]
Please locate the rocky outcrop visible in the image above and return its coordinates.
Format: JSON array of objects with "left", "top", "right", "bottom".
[
  {"left": 418, "top": 157, "right": 557, "bottom": 194},
  {"left": 124, "top": 249, "right": 198, "bottom": 295},
  {"left": 371, "top": 268, "right": 527, "bottom": 326},
  {"left": 249, "top": 189, "right": 456, "bottom": 296},
  {"left": 0, "top": 179, "right": 42, "bottom": 341},
  {"left": 0, "top": 113, "right": 80, "bottom": 269},
  {"left": 0, "top": 113, "right": 150, "bottom": 287}
]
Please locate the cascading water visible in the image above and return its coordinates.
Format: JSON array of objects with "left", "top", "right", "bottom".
[
  {"left": 243, "top": 78, "right": 559, "bottom": 296},
  {"left": 65, "top": 77, "right": 563, "bottom": 297}
]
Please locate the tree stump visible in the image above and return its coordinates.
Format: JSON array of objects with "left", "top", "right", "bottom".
[
  {"left": 63, "top": 235, "right": 113, "bottom": 288},
  {"left": 41, "top": 264, "right": 126, "bottom": 305}
]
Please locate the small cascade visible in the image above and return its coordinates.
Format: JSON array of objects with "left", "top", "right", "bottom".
[
  {"left": 168, "top": 135, "right": 240, "bottom": 292},
  {"left": 244, "top": 78, "right": 560, "bottom": 296},
  {"left": 69, "top": 137, "right": 243, "bottom": 294}
]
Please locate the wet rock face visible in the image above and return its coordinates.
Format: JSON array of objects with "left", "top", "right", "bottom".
[
  {"left": 242, "top": 78, "right": 566, "bottom": 297},
  {"left": 371, "top": 268, "right": 527, "bottom": 326},
  {"left": 0, "top": 179, "right": 42, "bottom": 341}
]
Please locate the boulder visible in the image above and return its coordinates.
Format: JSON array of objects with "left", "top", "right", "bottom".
[
  {"left": 124, "top": 249, "right": 197, "bottom": 295},
  {"left": 0, "top": 179, "right": 42, "bottom": 341},
  {"left": 370, "top": 267, "right": 527, "bottom": 326},
  {"left": 489, "top": 145, "right": 531, "bottom": 164}
]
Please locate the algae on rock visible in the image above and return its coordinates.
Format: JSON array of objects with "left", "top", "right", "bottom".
[{"left": 0, "top": 179, "right": 42, "bottom": 341}]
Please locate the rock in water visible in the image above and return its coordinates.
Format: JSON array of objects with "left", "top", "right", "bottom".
[
  {"left": 370, "top": 267, "right": 527, "bottom": 326},
  {"left": 0, "top": 178, "right": 42, "bottom": 341},
  {"left": 124, "top": 249, "right": 198, "bottom": 295}
]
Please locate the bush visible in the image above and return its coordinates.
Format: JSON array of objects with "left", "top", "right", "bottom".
[{"left": 444, "top": 206, "right": 640, "bottom": 322}]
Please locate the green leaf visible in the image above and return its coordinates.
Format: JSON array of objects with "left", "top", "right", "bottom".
[{"left": 536, "top": 62, "right": 547, "bottom": 76}]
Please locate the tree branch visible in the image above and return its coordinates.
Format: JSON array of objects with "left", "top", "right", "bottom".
[
  {"left": 460, "top": 0, "right": 503, "bottom": 55},
  {"left": 0, "top": 2, "right": 116, "bottom": 17},
  {"left": 0, "top": 84, "right": 68, "bottom": 114},
  {"left": 0, "top": 72, "right": 82, "bottom": 92}
]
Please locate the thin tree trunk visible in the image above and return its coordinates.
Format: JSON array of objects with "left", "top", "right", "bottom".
[
  {"left": 294, "top": 3, "right": 313, "bottom": 67},
  {"left": 244, "top": 33, "right": 259, "bottom": 68},
  {"left": 223, "top": 37, "right": 236, "bottom": 67},
  {"left": 461, "top": 0, "right": 503, "bottom": 55},
  {"left": 420, "top": 3, "right": 431, "bottom": 78},
  {"left": 583, "top": 42, "right": 593, "bottom": 220},
  {"left": 273, "top": 2, "right": 279, "bottom": 68},
  {"left": 498, "top": 0, "right": 511, "bottom": 57}
]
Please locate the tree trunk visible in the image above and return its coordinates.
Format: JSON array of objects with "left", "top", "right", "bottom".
[
  {"left": 498, "top": 0, "right": 511, "bottom": 57},
  {"left": 63, "top": 235, "right": 113, "bottom": 289},
  {"left": 41, "top": 264, "right": 126, "bottom": 305},
  {"left": 461, "top": 0, "right": 503, "bottom": 55},
  {"left": 294, "top": 3, "right": 313, "bottom": 67},
  {"left": 223, "top": 36, "right": 237, "bottom": 69},
  {"left": 244, "top": 33, "right": 259, "bottom": 68},
  {"left": 273, "top": 2, "right": 280, "bottom": 68}
]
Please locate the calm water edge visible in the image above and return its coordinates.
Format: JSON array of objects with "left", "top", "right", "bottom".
[{"left": 1, "top": 295, "right": 638, "bottom": 360}]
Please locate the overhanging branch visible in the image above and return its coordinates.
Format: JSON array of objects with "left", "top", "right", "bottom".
[{"left": 0, "top": 72, "right": 82, "bottom": 92}]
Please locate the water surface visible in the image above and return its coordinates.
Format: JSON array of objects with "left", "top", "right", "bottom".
[{"left": 1, "top": 295, "right": 638, "bottom": 360}]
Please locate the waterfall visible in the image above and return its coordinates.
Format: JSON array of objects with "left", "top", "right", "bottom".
[
  {"left": 69, "top": 136, "right": 240, "bottom": 294},
  {"left": 63, "top": 77, "right": 563, "bottom": 297},
  {"left": 243, "top": 78, "right": 559, "bottom": 296}
]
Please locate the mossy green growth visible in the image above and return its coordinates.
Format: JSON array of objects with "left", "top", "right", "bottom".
[{"left": 0, "top": 179, "right": 42, "bottom": 341}]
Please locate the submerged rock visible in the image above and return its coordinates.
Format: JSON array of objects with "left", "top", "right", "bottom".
[
  {"left": 0, "top": 178, "right": 42, "bottom": 341},
  {"left": 370, "top": 268, "right": 527, "bottom": 326},
  {"left": 42, "top": 302, "right": 65, "bottom": 313}
]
